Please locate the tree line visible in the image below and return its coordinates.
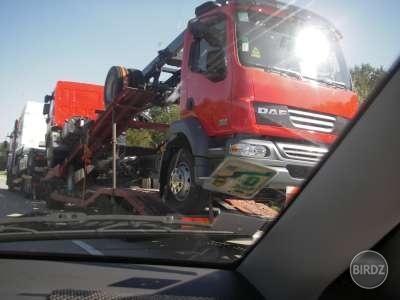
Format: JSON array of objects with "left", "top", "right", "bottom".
[{"left": 350, "top": 64, "right": 387, "bottom": 102}]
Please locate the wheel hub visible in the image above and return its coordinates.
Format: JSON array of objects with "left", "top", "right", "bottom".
[{"left": 169, "top": 162, "right": 191, "bottom": 201}]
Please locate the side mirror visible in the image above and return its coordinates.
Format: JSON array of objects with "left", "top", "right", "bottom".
[
  {"left": 44, "top": 94, "right": 52, "bottom": 103},
  {"left": 43, "top": 103, "right": 50, "bottom": 115},
  {"left": 206, "top": 48, "right": 227, "bottom": 82}
]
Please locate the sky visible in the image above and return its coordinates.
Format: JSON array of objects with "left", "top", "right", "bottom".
[{"left": 0, "top": 0, "right": 399, "bottom": 139}]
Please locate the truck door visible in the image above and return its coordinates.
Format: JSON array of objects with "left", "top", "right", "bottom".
[{"left": 181, "top": 13, "right": 232, "bottom": 136}]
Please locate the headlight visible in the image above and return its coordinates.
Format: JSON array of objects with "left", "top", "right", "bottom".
[{"left": 229, "top": 143, "right": 269, "bottom": 158}]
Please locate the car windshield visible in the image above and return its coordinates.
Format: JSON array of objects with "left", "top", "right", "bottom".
[
  {"left": 236, "top": 9, "right": 352, "bottom": 88},
  {"left": 0, "top": 0, "right": 397, "bottom": 266}
]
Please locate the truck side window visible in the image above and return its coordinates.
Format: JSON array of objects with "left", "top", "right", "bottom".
[
  {"left": 191, "top": 39, "right": 209, "bottom": 73},
  {"left": 189, "top": 16, "right": 226, "bottom": 76}
]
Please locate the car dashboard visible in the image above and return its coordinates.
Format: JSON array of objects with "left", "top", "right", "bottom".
[{"left": 0, "top": 258, "right": 263, "bottom": 299}]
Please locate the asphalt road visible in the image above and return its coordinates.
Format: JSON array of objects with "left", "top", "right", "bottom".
[
  {"left": 0, "top": 175, "right": 114, "bottom": 255},
  {"left": 0, "top": 176, "right": 139, "bottom": 256},
  {"left": 0, "top": 175, "right": 255, "bottom": 260},
  {"left": 0, "top": 175, "right": 46, "bottom": 217},
  {"left": 0, "top": 175, "right": 193, "bottom": 257}
]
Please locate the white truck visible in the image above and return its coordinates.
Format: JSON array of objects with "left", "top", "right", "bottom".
[{"left": 6, "top": 101, "right": 47, "bottom": 198}]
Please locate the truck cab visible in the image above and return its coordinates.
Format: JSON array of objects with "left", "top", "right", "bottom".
[
  {"left": 43, "top": 81, "right": 104, "bottom": 167},
  {"left": 181, "top": 2, "right": 358, "bottom": 139},
  {"left": 163, "top": 0, "right": 358, "bottom": 210}
]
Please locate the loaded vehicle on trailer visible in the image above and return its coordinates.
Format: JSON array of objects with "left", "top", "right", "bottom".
[
  {"left": 42, "top": 81, "right": 159, "bottom": 197},
  {"left": 43, "top": 0, "right": 359, "bottom": 214},
  {"left": 42, "top": 81, "right": 104, "bottom": 168},
  {"left": 6, "top": 101, "right": 47, "bottom": 198}
]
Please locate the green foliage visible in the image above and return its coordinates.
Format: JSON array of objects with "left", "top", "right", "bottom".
[
  {"left": 149, "top": 105, "right": 180, "bottom": 146},
  {"left": 350, "top": 64, "right": 387, "bottom": 103},
  {"left": 125, "top": 128, "right": 154, "bottom": 148},
  {"left": 125, "top": 105, "right": 180, "bottom": 148}
]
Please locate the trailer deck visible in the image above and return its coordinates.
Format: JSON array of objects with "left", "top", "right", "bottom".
[{"left": 47, "top": 183, "right": 280, "bottom": 223}]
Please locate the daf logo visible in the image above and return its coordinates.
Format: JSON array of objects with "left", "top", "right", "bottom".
[{"left": 257, "top": 107, "right": 288, "bottom": 116}]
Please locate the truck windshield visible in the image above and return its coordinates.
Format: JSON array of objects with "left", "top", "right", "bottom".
[{"left": 235, "top": 10, "right": 352, "bottom": 89}]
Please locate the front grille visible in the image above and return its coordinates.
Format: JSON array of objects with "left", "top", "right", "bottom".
[
  {"left": 288, "top": 108, "right": 336, "bottom": 133},
  {"left": 277, "top": 142, "right": 328, "bottom": 162}
]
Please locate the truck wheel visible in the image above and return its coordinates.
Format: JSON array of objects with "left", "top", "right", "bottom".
[
  {"left": 166, "top": 147, "right": 207, "bottom": 214},
  {"left": 104, "top": 66, "right": 144, "bottom": 106}
]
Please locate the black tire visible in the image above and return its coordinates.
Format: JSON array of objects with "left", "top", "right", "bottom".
[
  {"left": 104, "top": 66, "right": 144, "bottom": 107},
  {"left": 165, "top": 147, "right": 208, "bottom": 214},
  {"left": 104, "top": 66, "right": 127, "bottom": 107}
]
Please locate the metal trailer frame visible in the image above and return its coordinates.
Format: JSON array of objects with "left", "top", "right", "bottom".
[
  {"left": 42, "top": 88, "right": 167, "bottom": 209},
  {"left": 52, "top": 29, "right": 184, "bottom": 175},
  {"left": 50, "top": 188, "right": 172, "bottom": 216},
  {"left": 40, "top": 31, "right": 186, "bottom": 213}
]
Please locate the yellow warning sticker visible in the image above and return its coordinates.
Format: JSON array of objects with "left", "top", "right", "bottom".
[{"left": 251, "top": 47, "right": 261, "bottom": 58}]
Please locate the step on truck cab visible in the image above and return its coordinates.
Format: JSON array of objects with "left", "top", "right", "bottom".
[
  {"left": 43, "top": 81, "right": 104, "bottom": 168},
  {"left": 104, "top": 0, "right": 358, "bottom": 212}
]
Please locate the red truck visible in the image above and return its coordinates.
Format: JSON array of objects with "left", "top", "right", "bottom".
[
  {"left": 43, "top": 81, "right": 104, "bottom": 167},
  {"left": 137, "top": 0, "right": 357, "bottom": 211},
  {"left": 43, "top": 0, "right": 358, "bottom": 213}
]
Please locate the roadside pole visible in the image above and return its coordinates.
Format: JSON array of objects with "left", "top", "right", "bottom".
[{"left": 112, "top": 108, "right": 117, "bottom": 191}]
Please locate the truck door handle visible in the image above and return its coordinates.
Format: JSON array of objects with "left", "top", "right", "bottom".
[{"left": 186, "top": 98, "right": 194, "bottom": 111}]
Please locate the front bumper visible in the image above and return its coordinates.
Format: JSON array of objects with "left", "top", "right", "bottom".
[{"left": 225, "top": 138, "right": 328, "bottom": 188}]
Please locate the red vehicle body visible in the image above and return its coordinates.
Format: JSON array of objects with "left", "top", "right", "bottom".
[
  {"left": 180, "top": 2, "right": 358, "bottom": 143},
  {"left": 43, "top": 81, "right": 104, "bottom": 167},
  {"left": 49, "top": 81, "right": 104, "bottom": 127}
]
